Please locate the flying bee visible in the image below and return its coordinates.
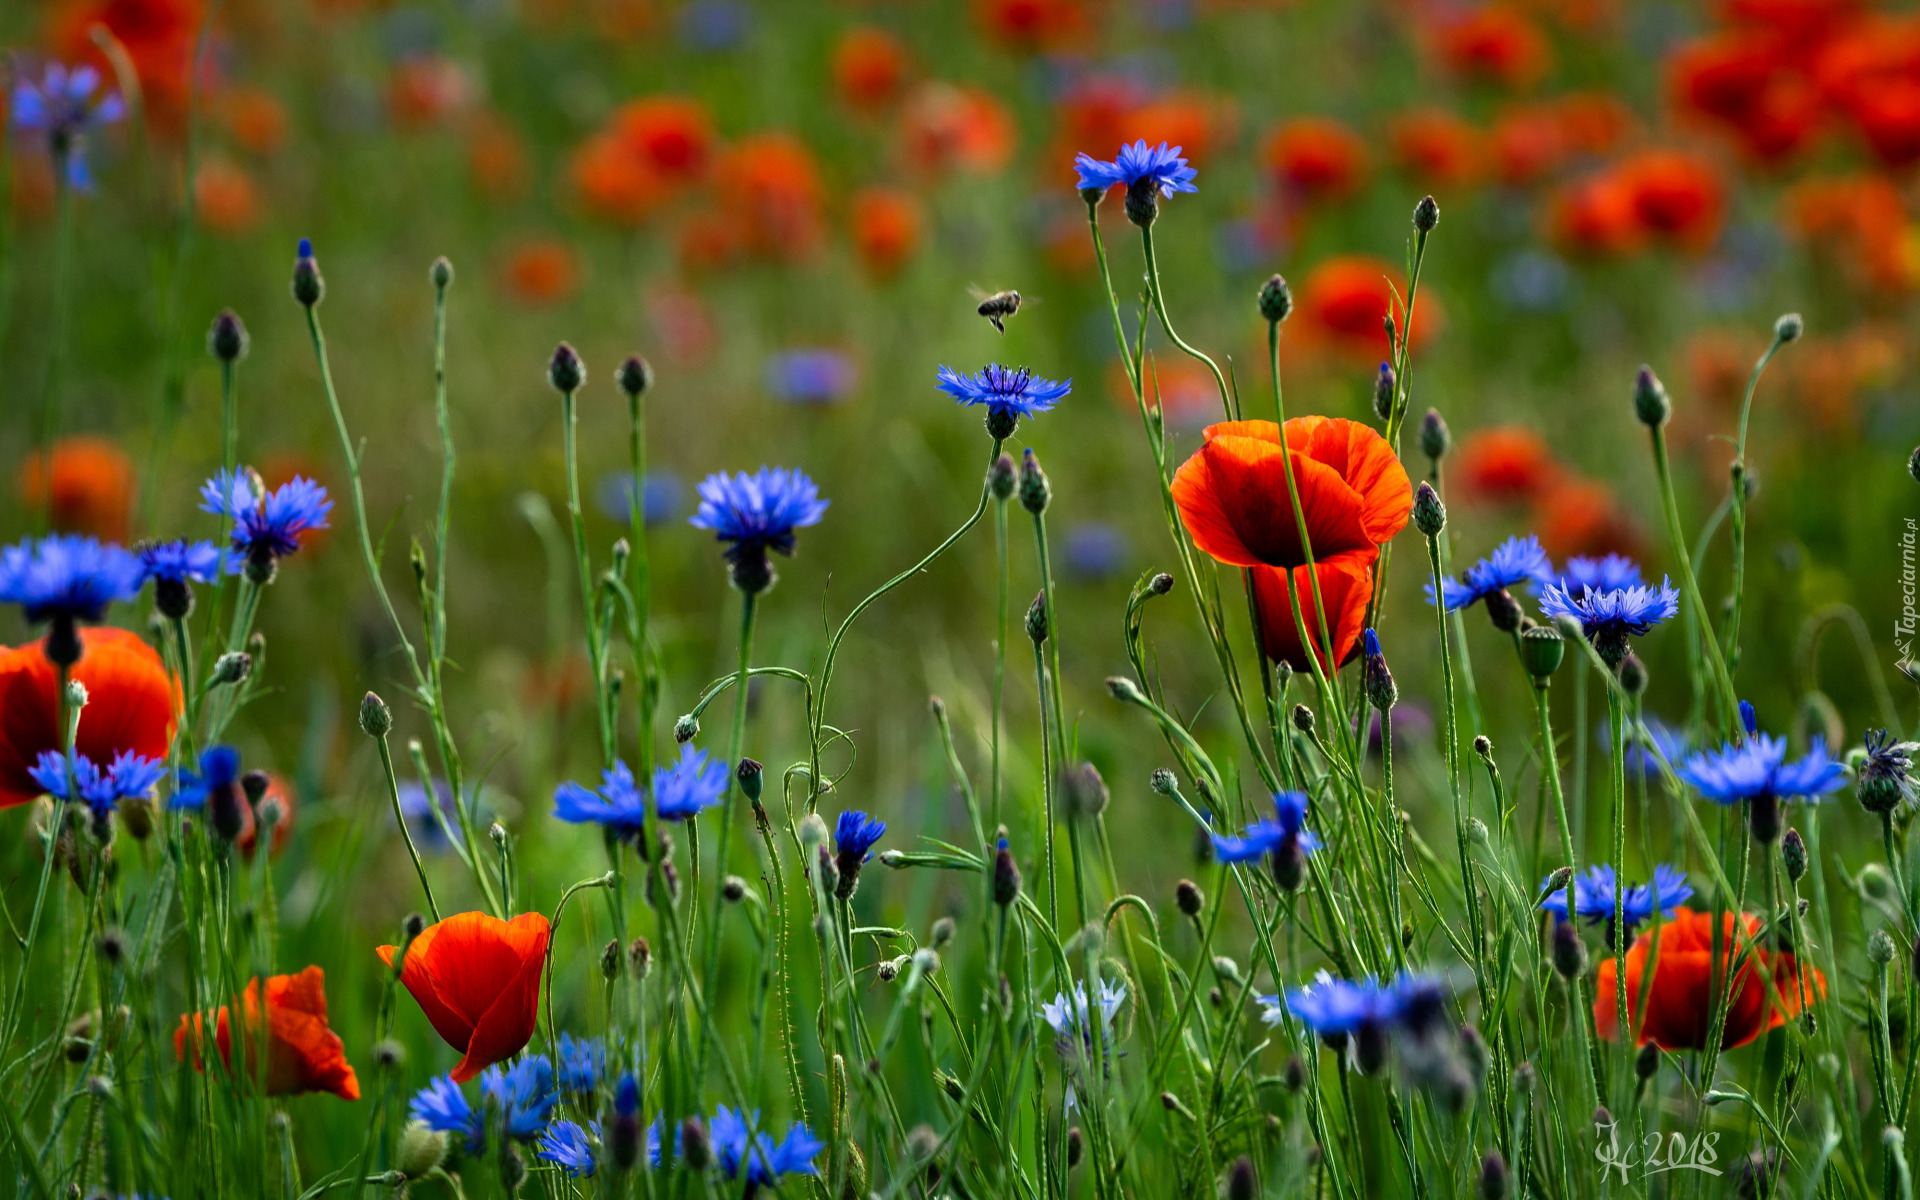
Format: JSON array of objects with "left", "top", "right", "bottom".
[{"left": 971, "top": 286, "right": 1032, "bottom": 335}]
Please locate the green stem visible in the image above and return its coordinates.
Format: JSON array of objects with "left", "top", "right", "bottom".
[{"left": 1649, "top": 425, "right": 1742, "bottom": 733}]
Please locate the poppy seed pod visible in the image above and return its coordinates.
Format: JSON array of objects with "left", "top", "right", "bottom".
[
  {"left": 208, "top": 309, "right": 249, "bottom": 363},
  {"left": 1258, "top": 274, "right": 1293, "bottom": 324},
  {"left": 1372, "top": 362, "right": 1396, "bottom": 422},
  {"left": 1520, "top": 626, "right": 1565, "bottom": 681},
  {"left": 988, "top": 453, "right": 1017, "bottom": 501},
  {"left": 1018, "top": 448, "right": 1050, "bottom": 514},
  {"left": 1419, "top": 408, "right": 1450, "bottom": 461},
  {"left": 618, "top": 354, "right": 654, "bottom": 400},
  {"left": 430, "top": 256, "right": 454, "bottom": 289},
  {"left": 548, "top": 342, "right": 586, "bottom": 394},
  {"left": 359, "top": 691, "right": 393, "bottom": 739},
  {"left": 1413, "top": 480, "right": 1446, "bottom": 537},
  {"left": 1633, "top": 365, "right": 1670, "bottom": 428},
  {"left": 292, "top": 239, "right": 324, "bottom": 307}
]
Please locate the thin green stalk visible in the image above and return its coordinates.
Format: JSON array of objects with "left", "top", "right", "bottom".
[
  {"left": 1534, "top": 684, "right": 1603, "bottom": 1109},
  {"left": 696, "top": 589, "right": 758, "bottom": 1091},
  {"left": 1649, "top": 424, "right": 1742, "bottom": 734},
  {"left": 373, "top": 728, "right": 439, "bottom": 921},
  {"left": 1724, "top": 325, "right": 1794, "bottom": 672},
  {"left": 33, "top": 155, "right": 74, "bottom": 534}
]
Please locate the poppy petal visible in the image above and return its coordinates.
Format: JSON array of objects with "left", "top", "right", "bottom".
[{"left": 1251, "top": 557, "right": 1374, "bottom": 674}]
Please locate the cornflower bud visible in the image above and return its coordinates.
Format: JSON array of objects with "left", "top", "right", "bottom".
[
  {"left": 1362, "top": 629, "right": 1396, "bottom": 710},
  {"left": 1068, "top": 1127, "right": 1086, "bottom": 1169},
  {"left": 1412, "top": 481, "right": 1446, "bottom": 536},
  {"left": 548, "top": 342, "right": 586, "bottom": 394},
  {"left": 374, "top": 1038, "right": 406, "bottom": 1068},
  {"left": 1618, "top": 652, "right": 1648, "bottom": 696},
  {"left": 430, "top": 256, "right": 454, "bottom": 289},
  {"left": 1551, "top": 919, "right": 1588, "bottom": 979},
  {"left": 1175, "top": 879, "right": 1203, "bottom": 917},
  {"left": 1258, "top": 274, "right": 1293, "bottom": 324},
  {"left": 1473, "top": 735, "right": 1494, "bottom": 761},
  {"left": 1150, "top": 768, "right": 1178, "bottom": 797},
  {"left": 930, "top": 916, "right": 955, "bottom": 948},
  {"left": 1372, "top": 362, "right": 1396, "bottom": 422},
  {"left": 722, "top": 875, "right": 746, "bottom": 903},
  {"left": 1633, "top": 365, "right": 1670, "bottom": 428},
  {"left": 736, "top": 757, "right": 763, "bottom": 802},
  {"left": 1413, "top": 194, "right": 1440, "bottom": 233},
  {"left": 359, "top": 691, "right": 393, "bottom": 739},
  {"left": 988, "top": 453, "right": 1017, "bottom": 501},
  {"left": 1229, "top": 1156, "right": 1257, "bottom": 1200},
  {"left": 601, "top": 939, "right": 622, "bottom": 980},
  {"left": 1025, "top": 592, "right": 1049, "bottom": 645},
  {"left": 1291, "top": 704, "right": 1315, "bottom": 735},
  {"left": 1420, "top": 408, "right": 1450, "bottom": 461},
  {"left": 673, "top": 713, "right": 700, "bottom": 743},
  {"left": 1148, "top": 571, "right": 1174, "bottom": 595},
  {"left": 208, "top": 309, "right": 248, "bottom": 363},
  {"left": 1775, "top": 312, "right": 1803, "bottom": 343},
  {"left": 1062, "top": 762, "right": 1109, "bottom": 819},
  {"left": 1635, "top": 1041, "right": 1660, "bottom": 1082},
  {"left": 1782, "top": 829, "right": 1807, "bottom": 883},
  {"left": 1479, "top": 1150, "right": 1509, "bottom": 1200},
  {"left": 630, "top": 937, "right": 651, "bottom": 980},
  {"left": 397, "top": 1122, "right": 448, "bottom": 1179},
  {"left": 1018, "top": 448, "right": 1050, "bottom": 515},
  {"left": 992, "top": 838, "right": 1021, "bottom": 906},
  {"left": 291, "top": 238, "right": 323, "bottom": 307},
  {"left": 1869, "top": 929, "right": 1896, "bottom": 966},
  {"left": 618, "top": 354, "right": 654, "bottom": 399}
]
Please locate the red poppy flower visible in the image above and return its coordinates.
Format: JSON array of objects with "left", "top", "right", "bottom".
[
  {"left": 1549, "top": 171, "right": 1643, "bottom": 258},
  {"left": 1127, "top": 93, "right": 1230, "bottom": 166},
  {"left": 387, "top": 56, "right": 474, "bottom": 131},
  {"left": 174, "top": 966, "right": 360, "bottom": 1099},
  {"left": 1596, "top": 907, "right": 1825, "bottom": 1051},
  {"left": 571, "top": 133, "right": 665, "bottom": 226},
  {"left": 503, "top": 239, "right": 581, "bottom": 306},
  {"left": 19, "top": 436, "right": 134, "bottom": 542},
  {"left": 900, "top": 83, "right": 1016, "bottom": 178},
  {"left": 973, "top": 0, "right": 1086, "bottom": 53},
  {"left": 1554, "top": 92, "right": 1636, "bottom": 155},
  {"left": 1390, "top": 108, "right": 1483, "bottom": 189},
  {"left": 1781, "top": 174, "right": 1915, "bottom": 293},
  {"left": 222, "top": 87, "right": 288, "bottom": 156},
  {"left": 47, "top": 0, "right": 202, "bottom": 134},
  {"left": 1618, "top": 150, "right": 1727, "bottom": 249},
  {"left": 833, "top": 27, "right": 911, "bottom": 113},
  {"left": 0, "top": 628, "right": 176, "bottom": 810},
  {"left": 379, "top": 911, "right": 551, "bottom": 1083},
  {"left": 1489, "top": 105, "right": 1570, "bottom": 185},
  {"left": 1432, "top": 5, "right": 1554, "bottom": 90},
  {"left": 612, "top": 96, "right": 715, "bottom": 183},
  {"left": 194, "top": 157, "right": 259, "bottom": 237},
  {"left": 1454, "top": 426, "right": 1560, "bottom": 505},
  {"left": 1293, "top": 256, "right": 1440, "bottom": 360},
  {"left": 234, "top": 773, "right": 295, "bottom": 861},
  {"left": 849, "top": 188, "right": 923, "bottom": 281},
  {"left": 1251, "top": 556, "right": 1376, "bottom": 674},
  {"left": 716, "top": 133, "right": 826, "bottom": 261},
  {"left": 1262, "top": 118, "right": 1369, "bottom": 206},
  {"left": 1536, "top": 478, "right": 1641, "bottom": 561}
]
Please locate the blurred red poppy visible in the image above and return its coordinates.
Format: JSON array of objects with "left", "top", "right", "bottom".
[
  {"left": 834, "top": 27, "right": 911, "bottom": 113},
  {"left": 716, "top": 133, "right": 826, "bottom": 260},
  {"left": 19, "top": 436, "right": 134, "bottom": 542},
  {"left": 194, "top": 157, "right": 259, "bottom": 237},
  {"left": 222, "top": 87, "right": 287, "bottom": 156},
  {"left": 468, "top": 114, "right": 530, "bottom": 202},
  {"left": 234, "top": 773, "right": 295, "bottom": 861},
  {"left": 1390, "top": 108, "right": 1482, "bottom": 188},
  {"left": 973, "top": 0, "right": 1085, "bottom": 52},
  {"left": 1782, "top": 174, "right": 1916, "bottom": 292},
  {"left": 1431, "top": 5, "right": 1554, "bottom": 90},
  {"left": 1536, "top": 478, "right": 1641, "bottom": 560},
  {"left": 611, "top": 96, "right": 715, "bottom": 183},
  {"left": 1252, "top": 556, "right": 1375, "bottom": 674},
  {"left": 1293, "top": 256, "right": 1439, "bottom": 360},
  {"left": 572, "top": 132, "right": 666, "bottom": 226},
  {"left": 504, "top": 240, "right": 581, "bottom": 306},
  {"left": 379, "top": 911, "right": 550, "bottom": 1083},
  {"left": 1618, "top": 149, "right": 1727, "bottom": 250},
  {"left": 47, "top": 0, "right": 202, "bottom": 134},
  {"left": 900, "top": 83, "right": 1016, "bottom": 177},
  {"left": 1262, "top": 117, "right": 1368, "bottom": 206},
  {"left": 1549, "top": 171, "right": 1642, "bottom": 257},
  {"left": 175, "top": 967, "right": 359, "bottom": 1099},
  {"left": 0, "top": 628, "right": 176, "bottom": 809},
  {"left": 1596, "top": 907, "right": 1824, "bottom": 1051},
  {"left": 849, "top": 187, "right": 922, "bottom": 281},
  {"left": 1454, "top": 426, "right": 1559, "bottom": 505},
  {"left": 1489, "top": 105, "right": 1570, "bottom": 185},
  {"left": 387, "top": 56, "right": 473, "bottom": 131}
]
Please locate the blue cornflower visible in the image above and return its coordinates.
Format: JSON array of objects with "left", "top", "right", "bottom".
[
  {"left": 1040, "top": 979, "right": 1127, "bottom": 1040},
  {"left": 1267, "top": 971, "right": 1452, "bottom": 1071},
  {"left": 1425, "top": 535, "right": 1553, "bottom": 629},
  {"left": 171, "top": 746, "right": 240, "bottom": 809},
  {"left": 1556, "top": 553, "right": 1644, "bottom": 595},
  {"left": 689, "top": 466, "right": 829, "bottom": 593},
  {"left": 398, "top": 779, "right": 458, "bottom": 848},
  {"left": 555, "top": 1034, "right": 605, "bottom": 1094},
  {"left": 1073, "top": 139, "right": 1198, "bottom": 200},
  {"left": 536, "top": 1119, "right": 600, "bottom": 1179},
  {"left": 409, "top": 1075, "right": 483, "bottom": 1153},
  {"left": 1859, "top": 729, "right": 1918, "bottom": 815},
  {"left": 1210, "top": 792, "right": 1320, "bottom": 890},
  {"left": 935, "top": 364, "right": 1072, "bottom": 435},
  {"left": 766, "top": 349, "right": 858, "bottom": 405},
  {"left": 0, "top": 536, "right": 145, "bottom": 659},
  {"left": 138, "top": 539, "right": 223, "bottom": 585},
  {"left": 1539, "top": 577, "right": 1680, "bottom": 666},
  {"left": 1539, "top": 864, "right": 1691, "bottom": 937},
  {"left": 1622, "top": 716, "right": 1691, "bottom": 779},
  {"left": 554, "top": 760, "right": 650, "bottom": 839},
  {"left": 1061, "top": 522, "right": 1128, "bottom": 582},
  {"left": 615, "top": 1072, "right": 640, "bottom": 1116},
  {"left": 10, "top": 62, "right": 124, "bottom": 189},
  {"left": 1678, "top": 711, "right": 1847, "bottom": 842},
  {"left": 199, "top": 469, "right": 332, "bottom": 583},
  {"left": 710, "top": 1107, "right": 824, "bottom": 1186},
  {"left": 831, "top": 809, "right": 887, "bottom": 900},
  {"left": 597, "top": 470, "right": 682, "bottom": 527},
  {"left": 29, "top": 749, "right": 165, "bottom": 821},
  {"left": 479, "top": 1057, "right": 558, "bottom": 1141},
  {"left": 653, "top": 745, "right": 730, "bottom": 821}
]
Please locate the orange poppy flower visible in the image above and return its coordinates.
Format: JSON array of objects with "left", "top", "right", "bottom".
[
  {"left": 1262, "top": 118, "right": 1368, "bottom": 206},
  {"left": 1293, "top": 256, "right": 1439, "bottom": 361},
  {"left": 611, "top": 96, "right": 715, "bottom": 183},
  {"left": 900, "top": 83, "right": 1016, "bottom": 178},
  {"left": 19, "top": 436, "right": 134, "bottom": 542},
  {"left": 1595, "top": 907, "right": 1825, "bottom": 1051},
  {"left": 1431, "top": 5, "right": 1554, "bottom": 90},
  {"left": 1454, "top": 426, "right": 1560, "bottom": 505},
  {"left": 849, "top": 187, "right": 922, "bottom": 281},
  {"left": 503, "top": 240, "right": 581, "bottom": 306},
  {"left": 1489, "top": 105, "right": 1570, "bottom": 186},
  {"left": 716, "top": 133, "right": 826, "bottom": 260},
  {"left": 1251, "top": 556, "right": 1376, "bottom": 674},
  {"left": 379, "top": 911, "right": 551, "bottom": 1083},
  {"left": 175, "top": 966, "right": 359, "bottom": 1099},
  {"left": 194, "top": 157, "right": 259, "bottom": 237},
  {"left": 222, "top": 87, "right": 288, "bottom": 156},
  {"left": 1127, "top": 93, "right": 1230, "bottom": 167},
  {"left": 834, "top": 27, "right": 911, "bottom": 114},
  {"left": 1553, "top": 92, "right": 1636, "bottom": 156},
  {"left": 1390, "top": 108, "right": 1482, "bottom": 189},
  {"left": 1618, "top": 150, "right": 1727, "bottom": 250},
  {"left": 1052, "top": 76, "right": 1146, "bottom": 175},
  {"left": 1549, "top": 171, "right": 1643, "bottom": 258},
  {"left": 572, "top": 132, "right": 666, "bottom": 226},
  {"left": 0, "top": 628, "right": 176, "bottom": 809},
  {"left": 1782, "top": 174, "right": 1915, "bottom": 292}
]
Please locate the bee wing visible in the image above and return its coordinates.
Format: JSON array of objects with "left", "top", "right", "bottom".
[{"left": 967, "top": 283, "right": 993, "bottom": 302}]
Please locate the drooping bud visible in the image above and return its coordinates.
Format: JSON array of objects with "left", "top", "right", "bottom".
[
  {"left": 1018, "top": 448, "right": 1050, "bottom": 515},
  {"left": 1520, "top": 626, "right": 1565, "bottom": 681},
  {"left": 1633, "top": 365, "right": 1670, "bottom": 428},
  {"left": 1258, "top": 274, "right": 1293, "bottom": 324},
  {"left": 1291, "top": 704, "right": 1315, "bottom": 735},
  {"left": 988, "top": 453, "right": 1017, "bottom": 501},
  {"left": 737, "top": 757, "right": 763, "bottom": 802},
  {"left": 291, "top": 238, "right": 324, "bottom": 307},
  {"left": 1781, "top": 828, "right": 1807, "bottom": 883},
  {"left": 548, "top": 342, "right": 586, "bottom": 394},
  {"left": 1412, "top": 480, "right": 1446, "bottom": 537},
  {"left": 1372, "top": 362, "right": 1396, "bottom": 422},
  {"left": 1361, "top": 628, "right": 1396, "bottom": 710},
  {"left": 1175, "top": 879, "right": 1203, "bottom": 917},
  {"left": 673, "top": 714, "right": 699, "bottom": 743},
  {"left": 1419, "top": 408, "right": 1450, "bottom": 461},
  {"left": 359, "top": 691, "right": 393, "bottom": 739},
  {"left": 208, "top": 309, "right": 249, "bottom": 363},
  {"left": 1148, "top": 571, "right": 1174, "bottom": 595},
  {"left": 618, "top": 354, "right": 654, "bottom": 400},
  {"left": 1551, "top": 919, "right": 1588, "bottom": 979}
]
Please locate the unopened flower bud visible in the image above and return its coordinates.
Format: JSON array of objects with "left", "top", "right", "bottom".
[
  {"left": 1909, "top": 446, "right": 1920, "bottom": 486},
  {"left": 1372, "top": 362, "right": 1395, "bottom": 422},
  {"left": 1413, "top": 194, "right": 1440, "bottom": 233},
  {"left": 1551, "top": 919, "right": 1588, "bottom": 979},
  {"left": 618, "top": 354, "right": 653, "bottom": 399},
  {"left": 1635, "top": 1041, "right": 1660, "bottom": 1082},
  {"left": 1175, "top": 878, "right": 1203, "bottom": 917},
  {"left": 1478, "top": 1150, "right": 1509, "bottom": 1200},
  {"left": 1150, "top": 768, "right": 1178, "bottom": 797},
  {"left": 1781, "top": 828, "right": 1807, "bottom": 883},
  {"left": 397, "top": 1122, "right": 448, "bottom": 1179},
  {"left": 1068, "top": 1127, "right": 1086, "bottom": 1169},
  {"left": 212, "top": 652, "right": 253, "bottom": 686},
  {"left": 722, "top": 875, "right": 746, "bottom": 903},
  {"left": 1018, "top": 448, "right": 1050, "bottom": 515},
  {"left": 1466, "top": 817, "right": 1488, "bottom": 844},
  {"left": 601, "top": 938, "right": 622, "bottom": 980},
  {"left": 374, "top": 1038, "right": 406, "bottom": 1068},
  {"left": 1362, "top": 629, "right": 1396, "bottom": 710},
  {"left": 1775, "top": 312, "right": 1803, "bottom": 343},
  {"left": 674, "top": 714, "right": 699, "bottom": 743},
  {"left": 1148, "top": 571, "right": 1174, "bottom": 595},
  {"left": 736, "top": 757, "right": 763, "bottom": 802},
  {"left": 430, "top": 256, "right": 454, "bottom": 289},
  {"left": 1618, "top": 652, "right": 1648, "bottom": 696},
  {"left": 629, "top": 936, "right": 651, "bottom": 979},
  {"left": 548, "top": 342, "right": 586, "bottom": 394},
  {"left": 291, "top": 238, "right": 324, "bottom": 307},
  {"left": 1413, "top": 481, "right": 1446, "bottom": 536},
  {"left": 1062, "top": 761, "right": 1109, "bottom": 819},
  {"left": 359, "top": 691, "right": 393, "bottom": 739},
  {"left": 1025, "top": 592, "right": 1049, "bottom": 645},
  {"left": 1291, "top": 704, "right": 1315, "bottom": 734},
  {"left": 1106, "top": 676, "right": 1146, "bottom": 704},
  {"left": 1419, "top": 408, "right": 1450, "bottom": 461},
  {"left": 798, "top": 813, "right": 829, "bottom": 849},
  {"left": 1520, "top": 626, "right": 1565, "bottom": 680},
  {"left": 1473, "top": 734, "right": 1493, "bottom": 761},
  {"left": 992, "top": 838, "right": 1021, "bottom": 906},
  {"left": 988, "top": 453, "right": 1016, "bottom": 501},
  {"left": 97, "top": 927, "right": 126, "bottom": 966},
  {"left": 1258, "top": 274, "right": 1293, "bottom": 323},
  {"left": 1229, "top": 1155, "right": 1257, "bottom": 1200},
  {"left": 208, "top": 309, "right": 249, "bottom": 362},
  {"left": 1870, "top": 929, "right": 1896, "bottom": 966},
  {"left": 1633, "top": 365, "right": 1670, "bottom": 428}
]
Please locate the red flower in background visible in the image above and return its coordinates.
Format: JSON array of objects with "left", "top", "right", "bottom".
[
  {"left": 1668, "top": 31, "right": 1824, "bottom": 163},
  {"left": 47, "top": 0, "right": 201, "bottom": 134},
  {"left": 175, "top": 967, "right": 359, "bottom": 1099},
  {"left": 1536, "top": 478, "right": 1641, "bottom": 560},
  {"left": 1618, "top": 150, "right": 1727, "bottom": 250},
  {"left": 19, "top": 436, "right": 134, "bottom": 542},
  {"left": 834, "top": 27, "right": 911, "bottom": 113},
  {"left": 379, "top": 912, "right": 550, "bottom": 1083},
  {"left": 717, "top": 133, "right": 826, "bottom": 261},
  {"left": 503, "top": 239, "right": 581, "bottom": 306},
  {"left": 1489, "top": 105, "right": 1570, "bottom": 185},
  {"left": 0, "top": 628, "right": 176, "bottom": 809},
  {"left": 1293, "top": 256, "right": 1439, "bottom": 360},
  {"left": 1172, "top": 417, "right": 1410, "bottom": 672},
  {"left": 1127, "top": 93, "right": 1231, "bottom": 166},
  {"left": 572, "top": 132, "right": 666, "bottom": 225},
  {"left": 1390, "top": 108, "right": 1482, "bottom": 188},
  {"left": 222, "top": 87, "right": 287, "bottom": 156},
  {"left": 194, "top": 157, "right": 259, "bottom": 236},
  {"left": 1263, "top": 117, "right": 1368, "bottom": 206},
  {"left": 1454, "top": 426, "right": 1559, "bottom": 505},
  {"left": 900, "top": 83, "right": 1016, "bottom": 177},
  {"left": 611, "top": 96, "right": 715, "bottom": 183},
  {"left": 234, "top": 773, "right": 295, "bottom": 861},
  {"left": 974, "top": 0, "right": 1086, "bottom": 52},
  {"left": 1596, "top": 907, "right": 1824, "bottom": 1051},
  {"left": 1431, "top": 5, "right": 1554, "bottom": 90},
  {"left": 387, "top": 56, "right": 474, "bottom": 131},
  {"left": 1115, "top": 358, "right": 1220, "bottom": 430},
  {"left": 1553, "top": 92, "right": 1635, "bottom": 156},
  {"left": 467, "top": 113, "right": 530, "bottom": 202},
  {"left": 1782, "top": 174, "right": 1916, "bottom": 293},
  {"left": 1549, "top": 172, "right": 1642, "bottom": 257},
  {"left": 849, "top": 188, "right": 922, "bottom": 281}
]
